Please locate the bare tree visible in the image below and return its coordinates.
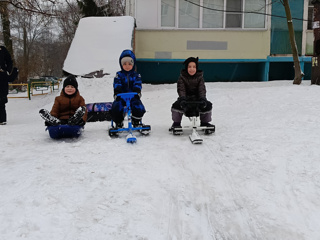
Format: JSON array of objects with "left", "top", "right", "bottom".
[
  {"left": 51, "top": 1, "right": 82, "bottom": 76},
  {"left": 55, "top": 0, "right": 81, "bottom": 44},
  {"left": 11, "top": 6, "right": 54, "bottom": 81},
  {"left": 1, "top": 0, "right": 60, "bottom": 16},
  {"left": 1, "top": 0, "right": 127, "bottom": 81},
  {"left": 1, "top": 0, "right": 62, "bottom": 81},
  {"left": 107, "top": 0, "right": 125, "bottom": 16},
  {"left": 280, "top": 0, "right": 304, "bottom": 85},
  {"left": 92, "top": 0, "right": 126, "bottom": 16},
  {"left": 0, "top": 2, "right": 15, "bottom": 62}
]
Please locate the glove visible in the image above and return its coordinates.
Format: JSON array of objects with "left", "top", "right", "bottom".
[
  {"left": 133, "top": 87, "right": 141, "bottom": 93},
  {"left": 115, "top": 95, "right": 122, "bottom": 101},
  {"left": 133, "top": 87, "right": 141, "bottom": 99},
  {"left": 134, "top": 93, "right": 141, "bottom": 100},
  {"left": 179, "top": 97, "right": 187, "bottom": 109},
  {"left": 199, "top": 97, "right": 207, "bottom": 109}
]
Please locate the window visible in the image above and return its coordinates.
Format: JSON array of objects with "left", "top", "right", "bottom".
[
  {"left": 203, "top": 0, "right": 224, "bottom": 28},
  {"left": 226, "top": 0, "right": 242, "bottom": 28},
  {"left": 161, "top": 0, "right": 176, "bottom": 27},
  {"left": 244, "top": 0, "right": 265, "bottom": 28},
  {"left": 160, "top": 0, "right": 266, "bottom": 29},
  {"left": 179, "top": 0, "right": 200, "bottom": 28}
]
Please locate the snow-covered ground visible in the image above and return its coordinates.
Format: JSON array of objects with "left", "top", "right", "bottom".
[{"left": 1, "top": 78, "right": 320, "bottom": 240}]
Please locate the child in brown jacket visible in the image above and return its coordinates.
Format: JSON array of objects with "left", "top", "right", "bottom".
[
  {"left": 170, "top": 57, "right": 213, "bottom": 130},
  {"left": 39, "top": 75, "right": 87, "bottom": 126}
]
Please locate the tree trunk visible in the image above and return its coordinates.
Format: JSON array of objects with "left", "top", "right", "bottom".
[
  {"left": 20, "top": 26, "right": 29, "bottom": 83},
  {"left": 283, "top": 0, "right": 303, "bottom": 85},
  {"left": 0, "top": 2, "right": 15, "bottom": 64}
]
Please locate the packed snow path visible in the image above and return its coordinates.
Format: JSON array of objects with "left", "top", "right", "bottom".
[{"left": 1, "top": 78, "right": 320, "bottom": 240}]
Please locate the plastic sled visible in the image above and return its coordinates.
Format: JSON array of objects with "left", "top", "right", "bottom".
[
  {"left": 86, "top": 102, "right": 112, "bottom": 122},
  {"left": 108, "top": 92, "right": 151, "bottom": 143},
  {"left": 169, "top": 101, "right": 215, "bottom": 144},
  {"left": 47, "top": 125, "right": 84, "bottom": 139}
]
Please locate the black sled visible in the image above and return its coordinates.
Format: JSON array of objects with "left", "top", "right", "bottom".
[{"left": 86, "top": 102, "right": 112, "bottom": 122}]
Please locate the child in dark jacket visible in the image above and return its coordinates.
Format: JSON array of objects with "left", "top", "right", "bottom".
[
  {"left": 111, "top": 49, "right": 146, "bottom": 127},
  {"left": 39, "top": 75, "right": 87, "bottom": 126},
  {"left": 170, "top": 57, "right": 213, "bottom": 129}
]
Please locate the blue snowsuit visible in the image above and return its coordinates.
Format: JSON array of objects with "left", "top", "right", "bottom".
[{"left": 111, "top": 49, "right": 146, "bottom": 125}]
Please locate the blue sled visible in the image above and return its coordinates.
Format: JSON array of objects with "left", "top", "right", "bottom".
[
  {"left": 108, "top": 92, "right": 151, "bottom": 143},
  {"left": 47, "top": 125, "right": 83, "bottom": 139}
]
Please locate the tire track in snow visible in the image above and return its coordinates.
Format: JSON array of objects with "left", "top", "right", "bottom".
[
  {"left": 201, "top": 137, "right": 264, "bottom": 239},
  {"left": 159, "top": 145, "right": 231, "bottom": 240}
]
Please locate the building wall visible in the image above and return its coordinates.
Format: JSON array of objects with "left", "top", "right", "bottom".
[
  {"left": 132, "top": 0, "right": 271, "bottom": 60},
  {"left": 270, "top": 0, "right": 304, "bottom": 54},
  {"left": 135, "top": 29, "right": 270, "bottom": 60},
  {"left": 126, "top": 0, "right": 312, "bottom": 82}
]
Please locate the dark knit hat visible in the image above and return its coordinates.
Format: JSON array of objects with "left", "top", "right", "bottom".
[
  {"left": 183, "top": 57, "right": 199, "bottom": 71},
  {"left": 63, "top": 75, "right": 78, "bottom": 89}
]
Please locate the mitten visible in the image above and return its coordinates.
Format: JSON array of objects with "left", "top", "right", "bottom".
[
  {"left": 199, "top": 97, "right": 207, "bottom": 109},
  {"left": 133, "top": 87, "right": 141, "bottom": 93},
  {"left": 114, "top": 95, "right": 122, "bottom": 101},
  {"left": 179, "top": 97, "right": 187, "bottom": 109},
  {"left": 134, "top": 94, "right": 140, "bottom": 100}
]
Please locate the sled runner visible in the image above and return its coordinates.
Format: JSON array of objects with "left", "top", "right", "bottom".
[
  {"left": 47, "top": 125, "right": 83, "bottom": 139},
  {"left": 169, "top": 101, "right": 215, "bottom": 144},
  {"left": 86, "top": 102, "right": 112, "bottom": 122},
  {"left": 108, "top": 92, "right": 151, "bottom": 143}
]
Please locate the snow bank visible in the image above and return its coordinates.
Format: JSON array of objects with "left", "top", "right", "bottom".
[{"left": 63, "top": 16, "right": 135, "bottom": 76}]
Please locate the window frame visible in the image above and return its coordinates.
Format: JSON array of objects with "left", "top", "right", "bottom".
[
  {"left": 307, "top": 0, "right": 314, "bottom": 30},
  {"left": 159, "top": 0, "right": 267, "bottom": 30}
]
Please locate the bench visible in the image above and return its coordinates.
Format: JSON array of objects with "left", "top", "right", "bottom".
[{"left": 28, "top": 78, "right": 52, "bottom": 95}]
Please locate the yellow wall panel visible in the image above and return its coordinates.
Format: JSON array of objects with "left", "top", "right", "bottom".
[{"left": 135, "top": 30, "right": 271, "bottom": 60}]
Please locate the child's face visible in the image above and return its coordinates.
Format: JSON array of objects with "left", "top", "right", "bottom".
[
  {"left": 122, "top": 62, "right": 133, "bottom": 71},
  {"left": 64, "top": 85, "right": 76, "bottom": 95},
  {"left": 187, "top": 62, "right": 197, "bottom": 76}
]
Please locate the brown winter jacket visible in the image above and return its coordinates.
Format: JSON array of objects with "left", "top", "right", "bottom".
[
  {"left": 50, "top": 90, "right": 87, "bottom": 122},
  {"left": 177, "top": 69, "right": 206, "bottom": 99}
]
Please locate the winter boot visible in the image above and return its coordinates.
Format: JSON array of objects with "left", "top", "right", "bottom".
[
  {"left": 132, "top": 117, "right": 141, "bottom": 128},
  {"left": 200, "top": 122, "right": 215, "bottom": 127},
  {"left": 116, "top": 121, "right": 123, "bottom": 128},
  {"left": 39, "top": 109, "right": 61, "bottom": 126},
  {"left": 68, "top": 106, "right": 86, "bottom": 125},
  {"left": 169, "top": 122, "right": 183, "bottom": 135},
  {"left": 132, "top": 117, "right": 150, "bottom": 134},
  {"left": 200, "top": 122, "right": 215, "bottom": 134}
]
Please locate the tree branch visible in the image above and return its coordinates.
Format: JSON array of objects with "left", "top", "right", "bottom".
[{"left": 1, "top": 0, "right": 58, "bottom": 16}]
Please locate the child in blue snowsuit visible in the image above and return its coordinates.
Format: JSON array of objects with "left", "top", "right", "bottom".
[{"left": 111, "top": 49, "right": 146, "bottom": 127}]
